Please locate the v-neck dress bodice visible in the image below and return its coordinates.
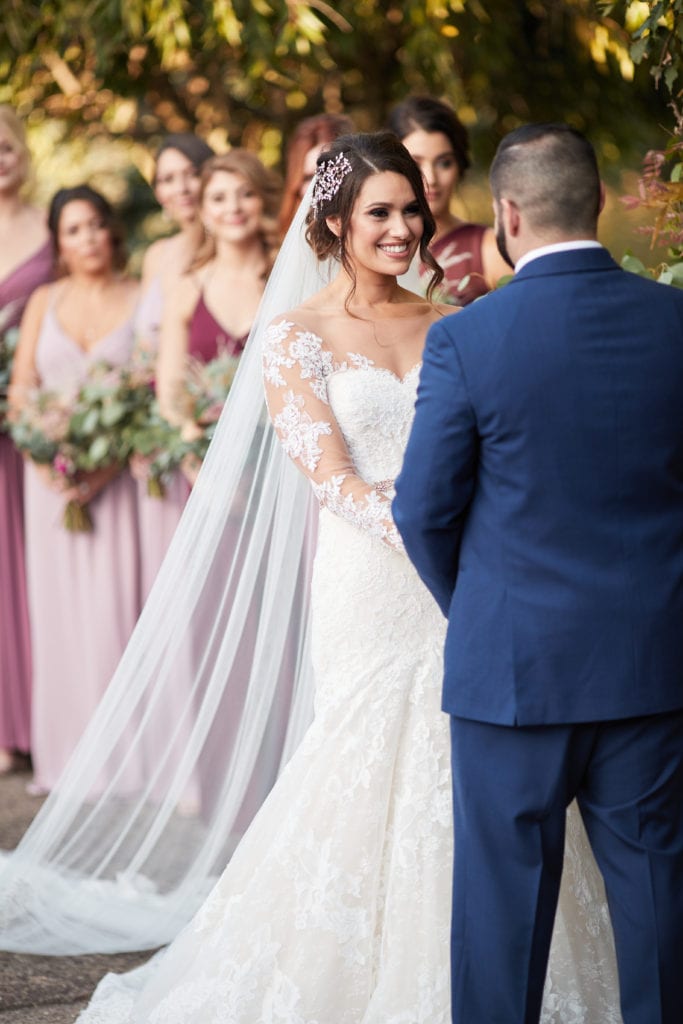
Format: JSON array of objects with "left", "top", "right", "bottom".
[
  {"left": 188, "top": 292, "right": 249, "bottom": 362},
  {"left": 35, "top": 298, "right": 138, "bottom": 390}
]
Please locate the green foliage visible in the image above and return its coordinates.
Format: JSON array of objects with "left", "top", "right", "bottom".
[
  {"left": 603, "top": 3, "right": 683, "bottom": 283},
  {"left": 600, "top": 0, "right": 683, "bottom": 97},
  {"left": 0, "top": 0, "right": 671, "bottom": 173}
]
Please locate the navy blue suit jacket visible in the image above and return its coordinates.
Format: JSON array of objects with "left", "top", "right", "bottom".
[{"left": 394, "top": 248, "right": 683, "bottom": 724}]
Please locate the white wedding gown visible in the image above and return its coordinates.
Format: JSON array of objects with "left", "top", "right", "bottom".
[{"left": 77, "top": 318, "right": 622, "bottom": 1023}]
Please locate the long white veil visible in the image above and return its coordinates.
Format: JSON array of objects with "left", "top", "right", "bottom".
[{"left": 0, "top": 190, "right": 330, "bottom": 955}]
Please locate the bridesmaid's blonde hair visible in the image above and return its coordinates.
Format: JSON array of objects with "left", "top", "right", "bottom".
[
  {"left": 0, "top": 106, "right": 32, "bottom": 194},
  {"left": 190, "top": 150, "right": 282, "bottom": 276}
]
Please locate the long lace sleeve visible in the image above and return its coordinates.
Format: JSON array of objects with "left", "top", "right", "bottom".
[{"left": 263, "top": 319, "right": 403, "bottom": 550}]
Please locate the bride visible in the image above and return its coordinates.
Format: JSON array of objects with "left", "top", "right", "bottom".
[{"left": 65, "top": 131, "right": 622, "bottom": 1023}]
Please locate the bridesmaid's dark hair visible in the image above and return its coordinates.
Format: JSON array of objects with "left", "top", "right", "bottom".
[
  {"left": 387, "top": 95, "right": 471, "bottom": 178},
  {"left": 48, "top": 185, "right": 127, "bottom": 273},
  {"left": 153, "top": 133, "right": 215, "bottom": 184},
  {"left": 305, "top": 130, "right": 443, "bottom": 303}
]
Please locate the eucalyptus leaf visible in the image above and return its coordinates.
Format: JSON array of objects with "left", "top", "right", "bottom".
[
  {"left": 101, "top": 401, "right": 126, "bottom": 426},
  {"left": 89, "top": 435, "right": 111, "bottom": 463},
  {"left": 621, "top": 254, "right": 648, "bottom": 276}
]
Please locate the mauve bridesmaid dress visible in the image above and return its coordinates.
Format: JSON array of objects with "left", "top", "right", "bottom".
[
  {"left": 0, "top": 240, "right": 52, "bottom": 756},
  {"left": 24, "top": 293, "right": 141, "bottom": 792}
]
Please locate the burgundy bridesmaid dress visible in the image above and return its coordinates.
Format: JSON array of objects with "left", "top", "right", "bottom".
[{"left": 133, "top": 279, "right": 247, "bottom": 603}]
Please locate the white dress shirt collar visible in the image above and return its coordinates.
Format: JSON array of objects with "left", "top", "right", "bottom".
[{"left": 515, "top": 240, "right": 603, "bottom": 274}]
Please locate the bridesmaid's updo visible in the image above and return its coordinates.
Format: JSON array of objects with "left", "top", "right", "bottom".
[{"left": 305, "top": 131, "right": 443, "bottom": 300}]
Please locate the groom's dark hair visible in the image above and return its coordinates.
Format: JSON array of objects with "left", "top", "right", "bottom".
[{"left": 490, "top": 124, "right": 601, "bottom": 236}]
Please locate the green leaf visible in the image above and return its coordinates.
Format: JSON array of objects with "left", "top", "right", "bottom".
[
  {"left": 664, "top": 64, "right": 679, "bottom": 92},
  {"left": 630, "top": 37, "right": 648, "bottom": 64},
  {"left": 621, "top": 253, "right": 648, "bottom": 276},
  {"left": 81, "top": 408, "right": 101, "bottom": 435},
  {"left": 664, "top": 260, "right": 683, "bottom": 281},
  {"left": 100, "top": 400, "right": 126, "bottom": 426},
  {"left": 88, "top": 434, "right": 111, "bottom": 463}
]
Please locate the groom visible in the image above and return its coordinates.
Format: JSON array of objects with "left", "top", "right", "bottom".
[{"left": 394, "top": 123, "right": 683, "bottom": 1024}]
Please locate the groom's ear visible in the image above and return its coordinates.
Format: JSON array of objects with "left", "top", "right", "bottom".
[
  {"left": 598, "top": 181, "right": 606, "bottom": 215},
  {"left": 500, "top": 197, "right": 521, "bottom": 238},
  {"left": 326, "top": 216, "right": 342, "bottom": 238}
]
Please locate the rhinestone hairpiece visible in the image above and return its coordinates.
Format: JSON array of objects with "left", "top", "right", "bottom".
[{"left": 311, "top": 152, "right": 353, "bottom": 213}]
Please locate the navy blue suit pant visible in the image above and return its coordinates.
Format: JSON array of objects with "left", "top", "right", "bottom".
[{"left": 449, "top": 710, "right": 683, "bottom": 1024}]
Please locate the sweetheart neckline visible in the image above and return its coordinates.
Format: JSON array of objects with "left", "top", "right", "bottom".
[{"left": 328, "top": 361, "right": 422, "bottom": 386}]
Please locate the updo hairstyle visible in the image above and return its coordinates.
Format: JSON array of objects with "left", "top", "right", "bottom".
[{"left": 305, "top": 131, "right": 443, "bottom": 301}]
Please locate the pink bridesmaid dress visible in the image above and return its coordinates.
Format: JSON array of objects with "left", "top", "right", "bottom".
[
  {"left": 0, "top": 240, "right": 53, "bottom": 758},
  {"left": 133, "top": 278, "right": 247, "bottom": 602},
  {"left": 131, "top": 281, "right": 249, "bottom": 811},
  {"left": 133, "top": 277, "right": 191, "bottom": 603},
  {"left": 25, "top": 294, "right": 141, "bottom": 792}
]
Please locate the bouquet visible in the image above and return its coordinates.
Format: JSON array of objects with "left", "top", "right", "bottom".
[
  {"left": 126, "top": 346, "right": 241, "bottom": 496},
  {"left": 9, "top": 361, "right": 151, "bottom": 531},
  {"left": 124, "top": 398, "right": 182, "bottom": 498},
  {"left": 121, "top": 346, "right": 184, "bottom": 498},
  {"left": 182, "top": 347, "right": 241, "bottom": 460}
]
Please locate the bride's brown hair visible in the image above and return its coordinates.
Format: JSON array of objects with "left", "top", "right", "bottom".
[{"left": 305, "top": 131, "right": 444, "bottom": 303}]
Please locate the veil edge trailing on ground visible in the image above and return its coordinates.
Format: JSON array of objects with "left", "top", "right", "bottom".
[{"left": 0, "top": 186, "right": 331, "bottom": 955}]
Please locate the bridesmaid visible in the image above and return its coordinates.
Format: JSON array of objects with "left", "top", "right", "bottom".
[
  {"left": 0, "top": 106, "right": 52, "bottom": 775},
  {"left": 10, "top": 185, "right": 140, "bottom": 794},
  {"left": 388, "top": 95, "right": 509, "bottom": 304},
  {"left": 133, "top": 134, "right": 214, "bottom": 601},
  {"left": 157, "top": 149, "right": 281, "bottom": 484}
]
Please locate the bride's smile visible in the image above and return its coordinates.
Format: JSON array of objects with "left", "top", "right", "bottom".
[{"left": 328, "top": 170, "right": 424, "bottom": 278}]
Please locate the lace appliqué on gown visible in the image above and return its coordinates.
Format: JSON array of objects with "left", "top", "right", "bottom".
[{"left": 263, "top": 320, "right": 403, "bottom": 550}]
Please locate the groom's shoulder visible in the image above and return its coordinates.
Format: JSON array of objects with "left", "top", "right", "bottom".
[{"left": 430, "top": 283, "right": 515, "bottom": 338}]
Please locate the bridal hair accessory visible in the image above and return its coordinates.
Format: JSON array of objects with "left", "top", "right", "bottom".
[{"left": 311, "top": 152, "right": 353, "bottom": 213}]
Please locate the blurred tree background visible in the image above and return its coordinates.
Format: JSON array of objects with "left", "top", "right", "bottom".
[{"left": 0, "top": 0, "right": 676, "bottom": 265}]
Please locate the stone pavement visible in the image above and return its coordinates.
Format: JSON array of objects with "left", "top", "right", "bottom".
[{"left": 0, "top": 770, "right": 148, "bottom": 1023}]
